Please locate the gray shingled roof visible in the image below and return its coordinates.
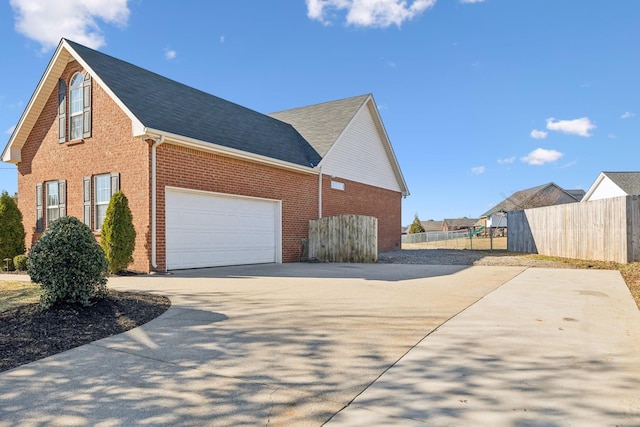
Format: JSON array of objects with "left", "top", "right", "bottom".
[
  {"left": 444, "top": 217, "right": 478, "bottom": 228},
  {"left": 603, "top": 172, "right": 640, "bottom": 195},
  {"left": 268, "top": 95, "right": 370, "bottom": 157},
  {"left": 66, "top": 40, "right": 322, "bottom": 168},
  {"left": 481, "top": 183, "right": 581, "bottom": 217}
]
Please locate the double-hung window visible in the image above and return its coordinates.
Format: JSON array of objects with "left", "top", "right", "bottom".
[
  {"left": 36, "top": 180, "right": 66, "bottom": 232},
  {"left": 83, "top": 173, "right": 120, "bottom": 231}
]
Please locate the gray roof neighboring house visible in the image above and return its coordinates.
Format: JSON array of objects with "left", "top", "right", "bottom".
[
  {"left": 601, "top": 172, "right": 640, "bottom": 195},
  {"left": 482, "top": 182, "right": 582, "bottom": 217},
  {"left": 420, "top": 220, "right": 444, "bottom": 232},
  {"left": 21, "top": 39, "right": 323, "bottom": 168},
  {"left": 443, "top": 217, "right": 478, "bottom": 229}
]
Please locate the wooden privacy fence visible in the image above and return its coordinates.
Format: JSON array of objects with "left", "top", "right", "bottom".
[
  {"left": 508, "top": 195, "right": 640, "bottom": 263},
  {"left": 308, "top": 215, "right": 378, "bottom": 263}
]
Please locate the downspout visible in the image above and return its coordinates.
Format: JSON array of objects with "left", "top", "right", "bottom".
[
  {"left": 149, "top": 135, "right": 165, "bottom": 269},
  {"left": 318, "top": 166, "right": 323, "bottom": 218}
]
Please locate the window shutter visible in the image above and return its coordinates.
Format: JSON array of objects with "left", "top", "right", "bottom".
[
  {"left": 82, "top": 73, "right": 92, "bottom": 138},
  {"left": 58, "top": 79, "right": 66, "bottom": 143},
  {"left": 83, "top": 177, "right": 92, "bottom": 228},
  {"left": 111, "top": 173, "right": 120, "bottom": 195},
  {"left": 58, "top": 180, "right": 66, "bottom": 218},
  {"left": 35, "top": 183, "right": 43, "bottom": 232}
]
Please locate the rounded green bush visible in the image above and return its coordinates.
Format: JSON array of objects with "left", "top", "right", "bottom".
[
  {"left": 28, "top": 216, "right": 109, "bottom": 308},
  {"left": 13, "top": 254, "right": 27, "bottom": 271}
]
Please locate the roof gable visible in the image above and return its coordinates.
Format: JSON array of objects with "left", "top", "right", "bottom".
[
  {"left": 4, "top": 39, "right": 322, "bottom": 168},
  {"left": 269, "top": 95, "right": 409, "bottom": 196},
  {"left": 482, "top": 182, "right": 581, "bottom": 217},
  {"left": 583, "top": 171, "right": 640, "bottom": 201}
]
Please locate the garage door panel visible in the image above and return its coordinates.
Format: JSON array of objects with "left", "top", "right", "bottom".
[{"left": 166, "top": 189, "right": 280, "bottom": 270}]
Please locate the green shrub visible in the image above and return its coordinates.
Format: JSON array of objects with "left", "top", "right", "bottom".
[
  {"left": 100, "top": 191, "right": 136, "bottom": 274},
  {"left": 13, "top": 254, "right": 27, "bottom": 271},
  {"left": 28, "top": 216, "right": 108, "bottom": 308},
  {"left": 408, "top": 214, "right": 425, "bottom": 234},
  {"left": 0, "top": 191, "right": 26, "bottom": 269}
]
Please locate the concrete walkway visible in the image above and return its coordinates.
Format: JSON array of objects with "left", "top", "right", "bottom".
[{"left": 0, "top": 264, "right": 638, "bottom": 426}]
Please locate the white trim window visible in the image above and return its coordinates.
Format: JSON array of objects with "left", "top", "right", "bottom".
[
  {"left": 62, "top": 71, "right": 92, "bottom": 142},
  {"left": 85, "top": 173, "right": 120, "bottom": 231},
  {"left": 36, "top": 180, "right": 66, "bottom": 231},
  {"left": 69, "top": 73, "right": 84, "bottom": 140}
]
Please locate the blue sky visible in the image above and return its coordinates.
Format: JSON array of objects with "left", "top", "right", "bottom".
[{"left": 1, "top": 0, "right": 638, "bottom": 225}]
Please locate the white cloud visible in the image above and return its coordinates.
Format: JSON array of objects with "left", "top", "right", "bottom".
[
  {"left": 530, "top": 129, "right": 548, "bottom": 139},
  {"left": 10, "top": 0, "right": 130, "bottom": 51},
  {"left": 5, "top": 126, "right": 16, "bottom": 135},
  {"left": 306, "top": 0, "right": 435, "bottom": 27},
  {"left": 621, "top": 111, "right": 635, "bottom": 119},
  {"left": 164, "top": 48, "right": 176, "bottom": 60},
  {"left": 608, "top": 133, "right": 617, "bottom": 139},
  {"left": 220, "top": 35, "right": 225, "bottom": 44},
  {"left": 471, "top": 166, "right": 485, "bottom": 175},
  {"left": 497, "top": 156, "right": 515, "bottom": 164},
  {"left": 546, "top": 117, "right": 595, "bottom": 137},
  {"left": 521, "top": 148, "right": 563, "bottom": 166}
]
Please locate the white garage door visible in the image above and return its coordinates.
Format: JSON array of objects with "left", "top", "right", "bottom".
[{"left": 166, "top": 188, "right": 281, "bottom": 270}]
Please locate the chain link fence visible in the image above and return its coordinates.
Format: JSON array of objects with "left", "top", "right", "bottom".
[{"left": 402, "top": 229, "right": 507, "bottom": 251}]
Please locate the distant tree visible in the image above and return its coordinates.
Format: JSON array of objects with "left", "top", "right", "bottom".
[
  {"left": 0, "top": 191, "right": 25, "bottom": 268},
  {"left": 408, "top": 214, "right": 426, "bottom": 234},
  {"left": 100, "top": 191, "right": 136, "bottom": 274}
]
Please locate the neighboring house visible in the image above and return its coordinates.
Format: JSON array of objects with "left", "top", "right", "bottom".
[
  {"left": 2, "top": 39, "right": 409, "bottom": 272},
  {"left": 442, "top": 217, "right": 478, "bottom": 232},
  {"left": 481, "top": 183, "right": 584, "bottom": 229},
  {"left": 582, "top": 172, "right": 640, "bottom": 202},
  {"left": 420, "top": 220, "right": 444, "bottom": 233}
]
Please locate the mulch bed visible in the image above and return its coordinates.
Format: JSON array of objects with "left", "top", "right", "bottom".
[{"left": 0, "top": 290, "right": 170, "bottom": 372}]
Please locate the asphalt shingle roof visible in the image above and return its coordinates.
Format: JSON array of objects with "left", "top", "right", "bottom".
[
  {"left": 481, "top": 183, "right": 581, "bottom": 217},
  {"left": 268, "top": 95, "right": 370, "bottom": 157},
  {"left": 66, "top": 40, "right": 322, "bottom": 168},
  {"left": 603, "top": 172, "right": 640, "bottom": 195}
]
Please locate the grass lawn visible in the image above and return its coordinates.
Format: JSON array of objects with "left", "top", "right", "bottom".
[{"left": 0, "top": 281, "right": 40, "bottom": 312}]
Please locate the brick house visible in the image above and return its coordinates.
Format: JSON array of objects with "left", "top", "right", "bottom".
[{"left": 2, "top": 39, "right": 409, "bottom": 272}]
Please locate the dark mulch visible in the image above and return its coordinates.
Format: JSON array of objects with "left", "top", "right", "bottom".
[{"left": 0, "top": 290, "right": 171, "bottom": 372}]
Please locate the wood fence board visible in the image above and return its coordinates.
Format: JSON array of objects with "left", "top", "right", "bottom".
[
  {"left": 308, "top": 215, "right": 378, "bottom": 263},
  {"left": 508, "top": 196, "right": 640, "bottom": 263}
]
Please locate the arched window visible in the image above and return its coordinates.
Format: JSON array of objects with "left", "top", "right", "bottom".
[
  {"left": 67, "top": 72, "right": 91, "bottom": 140},
  {"left": 69, "top": 73, "right": 84, "bottom": 140}
]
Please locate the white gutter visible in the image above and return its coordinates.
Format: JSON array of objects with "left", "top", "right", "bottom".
[
  {"left": 318, "top": 166, "right": 323, "bottom": 218},
  {"left": 140, "top": 127, "right": 318, "bottom": 175},
  {"left": 148, "top": 134, "right": 165, "bottom": 269}
]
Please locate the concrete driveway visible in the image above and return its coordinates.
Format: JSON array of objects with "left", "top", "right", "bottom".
[{"left": 0, "top": 263, "right": 638, "bottom": 426}]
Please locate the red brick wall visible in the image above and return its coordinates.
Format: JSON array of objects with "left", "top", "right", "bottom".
[
  {"left": 321, "top": 175, "right": 402, "bottom": 252},
  {"left": 154, "top": 144, "right": 319, "bottom": 269},
  {"left": 17, "top": 62, "right": 402, "bottom": 273},
  {"left": 17, "top": 61, "right": 151, "bottom": 272}
]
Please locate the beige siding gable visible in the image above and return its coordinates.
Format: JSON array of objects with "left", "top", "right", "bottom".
[{"left": 321, "top": 102, "right": 402, "bottom": 192}]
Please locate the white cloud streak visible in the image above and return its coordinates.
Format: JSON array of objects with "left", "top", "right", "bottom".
[
  {"left": 10, "top": 0, "right": 130, "bottom": 51},
  {"left": 497, "top": 156, "right": 515, "bottom": 164},
  {"left": 530, "top": 129, "right": 548, "bottom": 139},
  {"left": 621, "top": 111, "right": 635, "bottom": 119},
  {"left": 521, "top": 148, "right": 563, "bottom": 166},
  {"left": 5, "top": 126, "right": 16, "bottom": 135},
  {"left": 164, "top": 49, "right": 176, "bottom": 60},
  {"left": 471, "top": 166, "right": 485, "bottom": 175},
  {"left": 306, "top": 0, "right": 435, "bottom": 27},
  {"left": 546, "top": 117, "right": 595, "bottom": 137},
  {"left": 460, "top": 0, "right": 485, "bottom": 3}
]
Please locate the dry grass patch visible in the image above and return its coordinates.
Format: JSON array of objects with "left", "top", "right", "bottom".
[
  {"left": 525, "top": 255, "right": 640, "bottom": 309},
  {"left": 0, "top": 281, "right": 40, "bottom": 312}
]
